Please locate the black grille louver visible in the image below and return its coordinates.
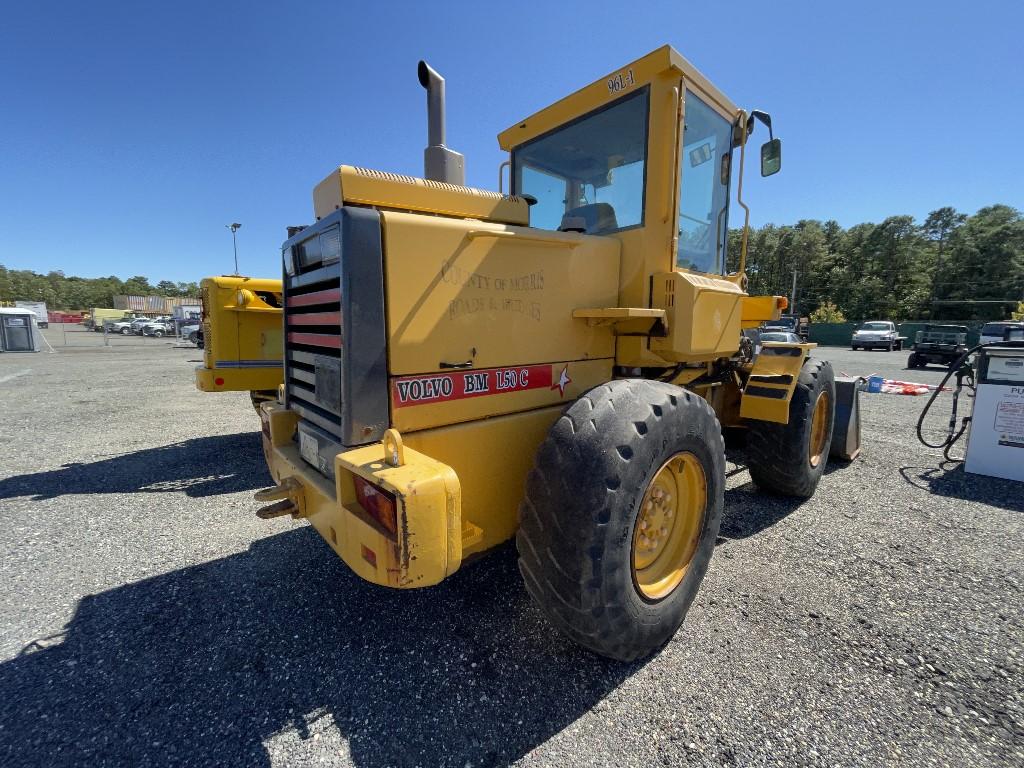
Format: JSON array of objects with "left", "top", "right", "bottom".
[{"left": 281, "top": 207, "right": 389, "bottom": 475}]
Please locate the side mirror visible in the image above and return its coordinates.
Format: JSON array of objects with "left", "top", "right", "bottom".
[{"left": 760, "top": 138, "right": 782, "bottom": 177}]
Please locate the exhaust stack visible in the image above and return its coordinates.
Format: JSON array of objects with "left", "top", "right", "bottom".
[{"left": 417, "top": 60, "right": 465, "bottom": 185}]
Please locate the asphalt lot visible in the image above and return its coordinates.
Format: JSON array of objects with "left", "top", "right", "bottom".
[{"left": 1, "top": 333, "right": 1021, "bottom": 767}]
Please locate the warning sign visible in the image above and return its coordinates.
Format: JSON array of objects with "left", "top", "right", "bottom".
[
  {"left": 392, "top": 364, "right": 559, "bottom": 408},
  {"left": 995, "top": 400, "right": 1024, "bottom": 449}
]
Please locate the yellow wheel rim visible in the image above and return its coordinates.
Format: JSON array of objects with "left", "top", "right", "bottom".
[
  {"left": 808, "top": 390, "right": 831, "bottom": 468},
  {"left": 631, "top": 451, "right": 707, "bottom": 601}
]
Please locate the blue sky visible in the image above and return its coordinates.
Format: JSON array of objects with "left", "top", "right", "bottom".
[{"left": 1, "top": 1, "right": 1021, "bottom": 283}]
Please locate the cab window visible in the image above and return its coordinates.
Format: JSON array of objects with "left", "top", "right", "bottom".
[
  {"left": 678, "top": 91, "right": 732, "bottom": 274},
  {"left": 512, "top": 88, "right": 649, "bottom": 235}
]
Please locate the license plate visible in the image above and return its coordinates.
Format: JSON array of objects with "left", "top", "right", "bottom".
[{"left": 299, "top": 431, "right": 319, "bottom": 466}]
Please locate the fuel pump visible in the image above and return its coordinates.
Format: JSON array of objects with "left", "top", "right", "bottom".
[
  {"left": 964, "top": 341, "right": 1024, "bottom": 481},
  {"left": 917, "top": 328, "right": 1024, "bottom": 481}
]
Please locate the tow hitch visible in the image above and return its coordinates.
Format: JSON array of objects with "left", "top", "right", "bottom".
[{"left": 254, "top": 476, "right": 305, "bottom": 519}]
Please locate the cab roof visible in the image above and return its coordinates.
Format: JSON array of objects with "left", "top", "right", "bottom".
[{"left": 497, "top": 45, "right": 740, "bottom": 152}]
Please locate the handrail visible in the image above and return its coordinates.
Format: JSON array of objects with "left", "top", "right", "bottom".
[
  {"left": 498, "top": 160, "right": 511, "bottom": 194},
  {"left": 735, "top": 109, "right": 751, "bottom": 278},
  {"left": 668, "top": 84, "right": 683, "bottom": 267}
]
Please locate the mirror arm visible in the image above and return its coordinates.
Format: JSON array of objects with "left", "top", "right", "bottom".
[{"left": 747, "top": 109, "right": 774, "bottom": 140}]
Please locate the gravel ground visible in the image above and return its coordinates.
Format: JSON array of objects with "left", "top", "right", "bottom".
[{"left": 0, "top": 334, "right": 1021, "bottom": 767}]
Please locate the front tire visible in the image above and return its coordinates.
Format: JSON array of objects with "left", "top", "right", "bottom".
[
  {"left": 517, "top": 379, "right": 724, "bottom": 662},
  {"left": 747, "top": 358, "right": 835, "bottom": 498}
]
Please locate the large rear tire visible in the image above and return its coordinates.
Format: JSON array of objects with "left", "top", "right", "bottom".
[
  {"left": 747, "top": 358, "right": 835, "bottom": 498},
  {"left": 516, "top": 379, "right": 724, "bottom": 662}
]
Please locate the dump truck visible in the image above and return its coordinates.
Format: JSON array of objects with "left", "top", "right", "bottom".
[
  {"left": 194, "top": 275, "right": 284, "bottom": 410},
  {"left": 255, "top": 46, "right": 850, "bottom": 661}
]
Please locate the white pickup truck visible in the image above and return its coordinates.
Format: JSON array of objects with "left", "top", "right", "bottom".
[{"left": 851, "top": 320, "right": 906, "bottom": 351}]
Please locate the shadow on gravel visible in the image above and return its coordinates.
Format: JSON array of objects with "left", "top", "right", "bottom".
[
  {"left": 898, "top": 464, "right": 1024, "bottom": 513},
  {"left": 719, "top": 484, "right": 808, "bottom": 540},
  {"left": 718, "top": 449, "right": 847, "bottom": 541},
  {"left": 0, "top": 432, "right": 269, "bottom": 501},
  {"left": 0, "top": 531, "right": 632, "bottom": 768}
]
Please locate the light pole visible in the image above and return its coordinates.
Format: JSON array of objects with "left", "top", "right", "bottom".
[{"left": 226, "top": 222, "right": 241, "bottom": 274}]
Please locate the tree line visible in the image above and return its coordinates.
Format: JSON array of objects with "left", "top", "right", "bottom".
[
  {"left": 728, "top": 204, "right": 1024, "bottom": 323},
  {"left": 2, "top": 203, "right": 1022, "bottom": 320},
  {"left": 0, "top": 267, "right": 199, "bottom": 310}
]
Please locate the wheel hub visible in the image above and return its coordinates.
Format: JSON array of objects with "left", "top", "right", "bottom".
[
  {"left": 632, "top": 451, "right": 707, "bottom": 601},
  {"left": 808, "top": 391, "right": 831, "bottom": 468}
]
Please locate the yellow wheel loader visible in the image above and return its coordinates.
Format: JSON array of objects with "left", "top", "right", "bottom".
[
  {"left": 255, "top": 46, "right": 848, "bottom": 661},
  {"left": 194, "top": 275, "right": 284, "bottom": 411}
]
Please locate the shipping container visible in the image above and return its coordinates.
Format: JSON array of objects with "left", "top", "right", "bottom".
[
  {"left": 114, "top": 295, "right": 166, "bottom": 312},
  {"left": 163, "top": 296, "right": 201, "bottom": 313},
  {"left": 15, "top": 301, "right": 49, "bottom": 328},
  {"left": 48, "top": 311, "right": 84, "bottom": 324}
]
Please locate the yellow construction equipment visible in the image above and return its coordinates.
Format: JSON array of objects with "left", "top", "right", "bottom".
[
  {"left": 194, "top": 275, "right": 284, "bottom": 409},
  {"left": 255, "top": 46, "right": 846, "bottom": 660}
]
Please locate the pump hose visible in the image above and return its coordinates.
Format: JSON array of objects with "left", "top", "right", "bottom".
[{"left": 915, "top": 341, "right": 1024, "bottom": 461}]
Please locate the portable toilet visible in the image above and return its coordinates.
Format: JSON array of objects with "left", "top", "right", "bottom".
[{"left": 0, "top": 307, "right": 41, "bottom": 352}]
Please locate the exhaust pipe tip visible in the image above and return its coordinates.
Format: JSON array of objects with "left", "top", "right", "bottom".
[
  {"left": 416, "top": 60, "right": 434, "bottom": 89},
  {"left": 418, "top": 59, "right": 464, "bottom": 185}
]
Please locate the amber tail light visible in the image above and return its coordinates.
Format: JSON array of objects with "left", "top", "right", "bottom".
[{"left": 353, "top": 475, "right": 397, "bottom": 534}]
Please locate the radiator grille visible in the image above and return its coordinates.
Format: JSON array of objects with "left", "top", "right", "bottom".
[
  {"left": 285, "top": 261, "right": 343, "bottom": 440},
  {"left": 281, "top": 207, "right": 388, "bottom": 464}
]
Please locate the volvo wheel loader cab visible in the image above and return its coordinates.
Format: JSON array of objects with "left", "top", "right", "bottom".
[
  {"left": 195, "top": 275, "right": 284, "bottom": 410},
  {"left": 257, "top": 45, "right": 841, "bottom": 661}
]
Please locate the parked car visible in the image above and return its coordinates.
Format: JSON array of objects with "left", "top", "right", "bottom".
[
  {"left": 908, "top": 324, "right": 969, "bottom": 368},
  {"left": 851, "top": 320, "right": 905, "bottom": 351},
  {"left": 759, "top": 331, "right": 802, "bottom": 344},
  {"left": 141, "top": 320, "right": 174, "bottom": 337},
  {"left": 178, "top": 321, "right": 202, "bottom": 344},
  {"left": 129, "top": 317, "right": 153, "bottom": 334},
  {"left": 980, "top": 321, "right": 1024, "bottom": 345},
  {"left": 106, "top": 319, "right": 136, "bottom": 335},
  {"left": 763, "top": 314, "right": 809, "bottom": 340}
]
